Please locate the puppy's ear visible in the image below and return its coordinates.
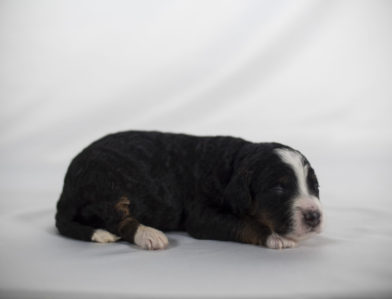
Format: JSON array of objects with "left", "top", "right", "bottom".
[{"left": 223, "top": 169, "right": 252, "bottom": 215}]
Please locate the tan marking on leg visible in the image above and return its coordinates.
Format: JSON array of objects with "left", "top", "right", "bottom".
[
  {"left": 114, "top": 196, "right": 130, "bottom": 218},
  {"left": 257, "top": 211, "right": 275, "bottom": 232},
  {"left": 118, "top": 217, "right": 137, "bottom": 233},
  {"left": 237, "top": 221, "right": 263, "bottom": 246},
  {"left": 117, "top": 217, "right": 139, "bottom": 242},
  {"left": 113, "top": 196, "right": 140, "bottom": 244}
]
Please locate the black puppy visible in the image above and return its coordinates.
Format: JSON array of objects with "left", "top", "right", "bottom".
[{"left": 56, "top": 131, "right": 323, "bottom": 250}]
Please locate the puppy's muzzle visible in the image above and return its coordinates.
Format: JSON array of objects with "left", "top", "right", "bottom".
[{"left": 303, "top": 210, "right": 321, "bottom": 228}]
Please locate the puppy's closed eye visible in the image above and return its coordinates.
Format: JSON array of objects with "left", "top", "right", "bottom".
[
  {"left": 270, "top": 176, "right": 290, "bottom": 194},
  {"left": 270, "top": 185, "right": 286, "bottom": 195}
]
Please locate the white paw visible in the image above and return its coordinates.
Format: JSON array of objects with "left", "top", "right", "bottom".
[
  {"left": 134, "top": 225, "right": 169, "bottom": 250},
  {"left": 91, "top": 229, "right": 121, "bottom": 243},
  {"left": 266, "top": 233, "right": 296, "bottom": 249}
]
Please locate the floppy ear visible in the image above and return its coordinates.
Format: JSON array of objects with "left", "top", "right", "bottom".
[{"left": 223, "top": 169, "right": 252, "bottom": 215}]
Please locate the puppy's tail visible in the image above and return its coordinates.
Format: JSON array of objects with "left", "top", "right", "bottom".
[{"left": 55, "top": 193, "right": 95, "bottom": 242}]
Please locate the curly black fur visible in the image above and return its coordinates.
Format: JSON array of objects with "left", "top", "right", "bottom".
[{"left": 55, "top": 130, "right": 318, "bottom": 246}]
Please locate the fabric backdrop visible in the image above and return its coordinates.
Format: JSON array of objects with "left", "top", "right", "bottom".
[{"left": 1, "top": 1, "right": 391, "bottom": 298}]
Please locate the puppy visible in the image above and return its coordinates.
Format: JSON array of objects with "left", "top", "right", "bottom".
[{"left": 56, "top": 131, "right": 323, "bottom": 250}]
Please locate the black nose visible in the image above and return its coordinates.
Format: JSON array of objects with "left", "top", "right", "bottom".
[{"left": 303, "top": 210, "right": 321, "bottom": 228}]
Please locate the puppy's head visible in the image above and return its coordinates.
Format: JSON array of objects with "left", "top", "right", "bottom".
[
  {"left": 226, "top": 144, "right": 323, "bottom": 241},
  {"left": 268, "top": 147, "right": 323, "bottom": 241}
]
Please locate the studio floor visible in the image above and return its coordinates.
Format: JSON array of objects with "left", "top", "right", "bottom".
[{"left": 1, "top": 153, "right": 392, "bottom": 299}]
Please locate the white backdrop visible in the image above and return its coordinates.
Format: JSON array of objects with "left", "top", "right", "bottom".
[{"left": 1, "top": 1, "right": 392, "bottom": 298}]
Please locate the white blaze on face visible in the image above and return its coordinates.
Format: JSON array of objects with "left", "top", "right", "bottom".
[{"left": 274, "top": 148, "right": 323, "bottom": 240}]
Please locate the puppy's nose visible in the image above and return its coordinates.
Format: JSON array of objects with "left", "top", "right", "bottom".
[{"left": 303, "top": 210, "right": 321, "bottom": 228}]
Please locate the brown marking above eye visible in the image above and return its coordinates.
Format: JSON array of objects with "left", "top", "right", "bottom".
[
  {"left": 276, "top": 175, "right": 290, "bottom": 188},
  {"left": 278, "top": 176, "right": 289, "bottom": 184}
]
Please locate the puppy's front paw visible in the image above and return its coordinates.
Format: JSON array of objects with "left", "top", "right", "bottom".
[
  {"left": 266, "top": 233, "right": 296, "bottom": 249},
  {"left": 134, "top": 225, "right": 169, "bottom": 250}
]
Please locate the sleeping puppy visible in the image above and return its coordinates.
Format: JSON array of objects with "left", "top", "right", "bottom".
[{"left": 56, "top": 131, "right": 323, "bottom": 250}]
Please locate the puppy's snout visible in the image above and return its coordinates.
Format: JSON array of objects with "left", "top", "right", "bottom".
[{"left": 303, "top": 210, "right": 321, "bottom": 228}]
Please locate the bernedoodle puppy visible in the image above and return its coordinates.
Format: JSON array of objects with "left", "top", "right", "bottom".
[{"left": 55, "top": 131, "right": 323, "bottom": 250}]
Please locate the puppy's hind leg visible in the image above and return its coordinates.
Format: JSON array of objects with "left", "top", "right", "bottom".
[
  {"left": 91, "top": 229, "right": 121, "bottom": 243},
  {"left": 110, "top": 196, "right": 169, "bottom": 250}
]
